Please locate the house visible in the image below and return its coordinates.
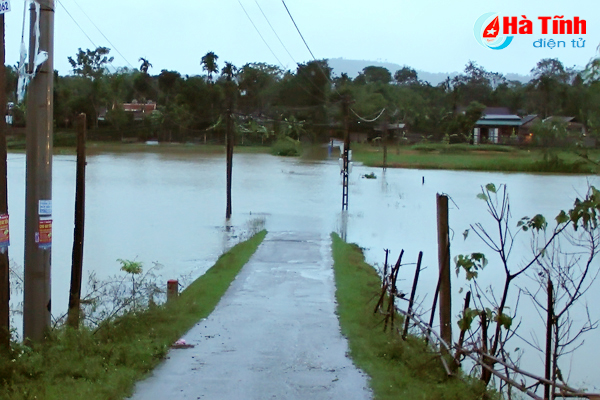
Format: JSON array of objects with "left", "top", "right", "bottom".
[
  {"left": 122, "top": 100, "right": 157, "bottom": 121},
  {"left": 98, "top": 100, "right": 158, "bottom": 122},
  {"left": 473, "top": 107, "right": 521, "bottom": 144},
  {"left": 518, "top": 115, "right": 540, "bottom": 144},
  {"left": 372, "top": 122, "right": 406, "bottom": 143}
]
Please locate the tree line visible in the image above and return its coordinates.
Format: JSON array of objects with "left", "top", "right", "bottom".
[{"left": 5, "top": 48, "right": 600, "bottom": 145}]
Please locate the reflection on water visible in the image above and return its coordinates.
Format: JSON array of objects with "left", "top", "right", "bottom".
[{"left": 5, "top": 149, "right": 599, "bottom": 390}]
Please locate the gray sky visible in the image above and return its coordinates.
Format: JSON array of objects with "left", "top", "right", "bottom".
[{"left": 3, "top": 0, "right": 599, "bottom": 77}]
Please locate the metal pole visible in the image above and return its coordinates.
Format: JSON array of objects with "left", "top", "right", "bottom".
[
  {"left": 0, "top": 13, "right": 10, "bottom": 350},
  {"left": 342, "top": 97, "right": 350, "bottom": 211},
  {"left": 23, "top": 0, "right": 54, "bottom": 342},
  {"left": 382, "top": 114, "right": 388, "bottom": 170},
  {"left": 67, "top": 114, "right": 86, "bottom": 328}
]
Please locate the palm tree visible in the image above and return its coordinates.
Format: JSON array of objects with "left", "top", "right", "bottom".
[
  {"left": 139, "top": 58, "right": 152, "bottom": 74},
  {"left": 201, "top": 52, "right": 219, "bottom": 83}
]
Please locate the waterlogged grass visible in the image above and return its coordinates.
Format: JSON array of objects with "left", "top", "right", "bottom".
[
  {"left": 0, "top": 230, "right": 266, "bottom": 400},
  {"left": 330, "top": 233, "right": 490, "bottom": 400},
  {"left": 352, "top": 143, "right": 598, "bottom": 174}
]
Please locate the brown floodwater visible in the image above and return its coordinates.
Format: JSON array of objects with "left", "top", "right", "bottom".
[{"left": 5, "top": 148, "right": 599, "bottom": 390}]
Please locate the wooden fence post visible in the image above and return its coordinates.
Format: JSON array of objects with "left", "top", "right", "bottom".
[
  {"left": 67, "top": 114, "right": 87, "bottom": 328},
  {"left": 437, "top": 194, "right": 452, "bottom": 351}
]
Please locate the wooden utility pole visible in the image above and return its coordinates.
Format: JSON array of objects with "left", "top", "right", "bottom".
[
  {"left": 67, "top": 114, "right": 86, "bottom": 328},
  {"left": 436, "top": 194, "right": 452, "bottom": 349},
  {"left": 341, "top": 96, "right": 350, "bottom": 211},
  {"left": 0, "top": 12, "right": 10, "bottom": 350},
  {"left": 23, "top": 0, "right": 54, "bottom": 342},
  {"left": 224, "top": 67, "right": 234, "bottom": 219}
]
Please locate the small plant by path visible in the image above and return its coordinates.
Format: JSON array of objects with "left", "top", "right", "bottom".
[{"left": 0, "top": 231, "right": 266, "bottom": 400}]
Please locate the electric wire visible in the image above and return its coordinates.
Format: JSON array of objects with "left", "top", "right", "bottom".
[
  {"left": 69, "top": 0, "right": 135, "bottom": 69},
  {"left": 56, "top": 0, "right": 119, "bottom": 73},
  {"left": 237, "top": 0, "right": 287, "bottom": 71},
  {"left": 254, "top": 0, "right": 297, "bottom": 65},
  {"left": 56, "top": 0, "right": 99, "bottom": 51},
  {"left": 351, "top": 107, "right": 386, "bottom": 122},
  {"left": 280, "top": 0, "right": 316, "bottom": 60}
]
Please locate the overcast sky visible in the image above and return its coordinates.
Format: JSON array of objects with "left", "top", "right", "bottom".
[{"left": 3, "top": 0, "right": 599, "bottom": 77}]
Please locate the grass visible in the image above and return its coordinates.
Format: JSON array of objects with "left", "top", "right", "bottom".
[
  {"left": 6, "top": 132, "right": 272, "bottom": 156},
  {"left": 330, "top": 233, "right": 490, "bottom": 400},
  {"left": 351, "top": 143, "right": 599, "bottom": 174},
  {"left": 0, "top": 230, "right": 266, "bottom": 400}
]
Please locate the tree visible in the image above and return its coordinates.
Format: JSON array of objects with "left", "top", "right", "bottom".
[
  {"left": 237, "top": 63, "right": 282, "bottom": 115},
  {"left": 139, "top": 58, "right": 152, "bottom": 74},
  {"left": 68, "top": 47, "right": 114, "bottom": 80},
  {"left": 356, "top": 66, "right": 392, "bottom": 85},
  {"left": 455, "top": 184, "right": 600, "bottom": 395},
  {"left": 68, "top": 47, "right": 114, "bottom": 128},
  {"left": 529, "top": 58, "right": 571, "bottom": 118},
  {"left": 201, "top": 51, "right": 219, "bottom": 83},
  {"left": 394, "top": 67, "right": 418, "bottom": 85}
]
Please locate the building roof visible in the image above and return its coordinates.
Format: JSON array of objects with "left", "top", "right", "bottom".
[
  {"left": 475, "top": 120, "right": 523, "bottom": 127},
  {"left": 520, "top": 115, "right": 539, "bottom": 126}
]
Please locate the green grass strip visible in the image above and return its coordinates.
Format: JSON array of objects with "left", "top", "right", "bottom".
[
  {"left": 0, "top": 230, "right": 267, "bottom": 400},
  {"left": 330, "top": 233, "right": 490, "bottom": 400}
]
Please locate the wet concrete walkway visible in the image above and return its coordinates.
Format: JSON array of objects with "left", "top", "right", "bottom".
[{"left": 130, "top": 231, "right": 372, "bottom": 400}]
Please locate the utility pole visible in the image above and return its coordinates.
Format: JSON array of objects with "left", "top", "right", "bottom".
[
  {"left": 341, "top": 96, "right": 350, "bottom": 211},
  {"left": 0, "top": 12, "right": 10, "bottom": 351},
  {"left": 67, "top": 114, "right": 86, "bottom": 328},
  {"left": 382, "top": 112, "right": 388, "bottom": 170},
  {"left": 23, "top": 0, "right": 54, "bottom": 342},
  {"left": 224, "top": 63, "right": 235, "bottom": 219}
]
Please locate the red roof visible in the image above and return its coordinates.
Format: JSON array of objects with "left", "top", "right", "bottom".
[{"left": 123, "top": 103, "right": 156, "bottom": 113}]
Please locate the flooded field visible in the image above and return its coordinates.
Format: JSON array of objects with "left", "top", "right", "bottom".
[{"left": 5, "top": 148, "right": 599, "bottom": 390}]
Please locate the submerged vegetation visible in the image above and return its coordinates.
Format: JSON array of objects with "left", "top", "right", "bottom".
[{"left": 0, "top": 231, "right": 266, "bottom": 400}]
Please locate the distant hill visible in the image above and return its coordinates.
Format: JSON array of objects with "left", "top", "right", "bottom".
[{"left": 327, "top": 57, "right": 532, "bottom": 86}]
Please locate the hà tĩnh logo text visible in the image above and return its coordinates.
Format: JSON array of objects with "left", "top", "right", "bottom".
[{"left": 474, "top": 13, "right": 587, "bottom": 51}]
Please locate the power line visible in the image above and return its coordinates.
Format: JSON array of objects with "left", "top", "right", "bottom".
[
  {"left": 254, "top": 0, "right": 297, "bottom": 65},
  {"left": 351, "top": 107, "right": 386, "bottom": 122},
  {"left": 280, "top": 0, "right": 316, "bottom": 60},
  {"left": 57, "top": 0, "right": 119, "bottom": 74},
  {"left": 57, "top": 0, "right": 99, "bottom": 50},
  {"left": 237, "top": 0, "right": 328, "bottom": 103},
  {"left": 69, "top": 0, "right": 135, "bottom": 69},
  {"left": 237, "top": 0, "right": 287, "bottom": 70}
]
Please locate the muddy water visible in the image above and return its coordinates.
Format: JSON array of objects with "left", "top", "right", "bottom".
[{"left": 5, "top": 149, "right": 599, "bottom": 390}]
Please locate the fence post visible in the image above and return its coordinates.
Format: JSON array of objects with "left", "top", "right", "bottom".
[
  {"left": 67, "top": 114, "right": 86, "bottom": 329},
  {"left": 167, "top": 279, "right": 179, "bottom": 302},
  {"left": 402, "top": 251, "right": 423, "bottom": 339},
  {"left": 437, "top": 194, "right": 452, "bottom": 351}
]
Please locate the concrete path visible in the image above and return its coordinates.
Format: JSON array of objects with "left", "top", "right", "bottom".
[{"left": 130, "top": 231, "right": 372, "bottom": 400}]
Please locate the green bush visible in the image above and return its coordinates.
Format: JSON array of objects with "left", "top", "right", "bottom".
[{"left": 271, "top": 136, "right": 302, "bottom": 156}]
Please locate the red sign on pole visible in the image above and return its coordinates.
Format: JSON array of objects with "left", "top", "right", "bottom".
[
  {"left": 36, "top": 219, "right": 52, "bottom": 249},
  {"left": 0, "top": 214, "right": 9, "bottom": 248}
]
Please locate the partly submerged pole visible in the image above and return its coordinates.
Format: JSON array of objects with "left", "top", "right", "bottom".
[{"left": 67, "top": 114, "right": 86, "bottom": 328}]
